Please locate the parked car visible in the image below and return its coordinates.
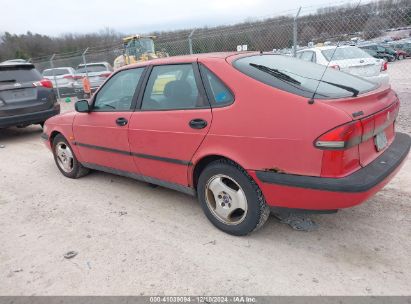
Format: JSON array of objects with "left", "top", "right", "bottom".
[
  {"left": 361, "top": 48, "right": 395, "bottom": 62},
  {"left": 41, "top": 53, "right": 410, "bottom": 235},
  {"left": 73, "top": 62, "right": 113, "bottom": 99},
  {"left": 0, "top": 61, "right": 60, "bottom": 128},
  {"left": 43, "top": 67, "right": 76, "bottom": 97},
  {"left": 297, "top": 46, "right": 389, "bottom": 85},
  {"left": 387, "top": 41, "right": 411, "bottom": 58},
  {"left": 358, "top": 43, "right": 397, "bottom": 61}
]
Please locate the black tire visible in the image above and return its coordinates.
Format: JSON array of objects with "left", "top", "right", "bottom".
[
  {"left": 52, "top": 134, "right": 89, "bottom": 179},
  {"left": 197, "top": 159, "right": 270, "bottom": 236}
]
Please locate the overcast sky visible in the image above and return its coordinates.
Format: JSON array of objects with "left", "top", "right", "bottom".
[{"left": 1, "top": 0, "right": 357, "bottom": 36}]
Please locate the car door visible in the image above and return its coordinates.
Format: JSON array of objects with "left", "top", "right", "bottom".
[
  {"left": 128, "top": 63, "right": 212, "bottom": 187},
  {"left": 73, "top": 67, "right": 145, "bottom": 172}
]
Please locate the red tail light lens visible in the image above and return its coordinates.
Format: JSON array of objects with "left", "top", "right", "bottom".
[
  {"left": 74, "top": 75, "right": 83, "bottom": 80},
  {"left": 64, "top": 75, "right": 74, "bottom": 80},
  {"left": 314, "top": 121, "right": 363, "bottom": 150},
  {"left": 33, "top": 79, "right": 53, "bottom": 89}
]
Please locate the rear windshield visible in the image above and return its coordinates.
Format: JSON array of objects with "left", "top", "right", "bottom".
[
  {"left": 0, "top": 65, "right": 42, "bottom": 83},
  {"left": 233, "top": 54, "right": 378, "bottom": 99},
  {"left": 43, "top": 68, "right": 70, "bottom": 76},
  {"left": 76, "top": 64, "right": 107, "bottom": 73},
  {"left": 321, "top": 47, "right": 372, "bottom": 61}
]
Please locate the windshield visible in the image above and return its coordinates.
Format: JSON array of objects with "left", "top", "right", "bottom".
[
  {"left": 76, "top": 64, "right": 107, "bottom": 74},
  {"left": 43, "top": 68, "right": 70, "bottom": 76},
  {"left": 233, "top": 54, "right": 378, "bottom": 99},
  {"left": 321, "top": 47, "right": 372, "bottom": 61},
  {"left": 126, "top": 38, "right": 155, "bottom": 56}
]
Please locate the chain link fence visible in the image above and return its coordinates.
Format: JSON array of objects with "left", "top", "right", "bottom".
[{"left": 31, "top": 1, "right": 411, "bottom": 99}]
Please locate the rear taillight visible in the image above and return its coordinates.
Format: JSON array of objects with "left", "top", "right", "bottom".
[
  {"left": 314, "top": 121, "right": 362, "bottom": 150},
  {"left": 64, "top": 75, "right": 74, "bottom": 80},
  {"left": 100, "top": 72, "right": 111, "bottom": 78},
  {"left": 381, "top": 61, "right": 388, "bottom": 71},
  {"left": 33, "top": 79, "right": 53, "bottom": 89},
  {"left": 329, "top": 65, "right": 340, "bottom": 70},
  {"left": 74, "top": 75, "right": 83, "bottom": 80}
]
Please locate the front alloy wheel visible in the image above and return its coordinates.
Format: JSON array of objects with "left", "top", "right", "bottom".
[
  {"left": 52, "top": 134, "right": 89, "bottom": 179},
  {"left": 55, "top": 142, "right": 74, "bottom": 173}
]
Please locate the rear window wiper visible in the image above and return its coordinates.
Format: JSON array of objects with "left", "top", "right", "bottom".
[
  {"left": 249, "top": 63, "right": 301, "bottom": 85},
  {"left": 321, "top": 80, "right": 360, "bottom": 97}
]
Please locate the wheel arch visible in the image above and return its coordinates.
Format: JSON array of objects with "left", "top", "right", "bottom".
[{"left": 191, "top": 154, "right": 245, "bottom": 190}]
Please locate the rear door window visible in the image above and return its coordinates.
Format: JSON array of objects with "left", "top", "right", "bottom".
[
  {"left": 233, "top": 54, "right": 378, "bottom": 99},
  {"left": 300, "top": 51, "right": 315, "bottom": 62},
  {"left": 141, "top": 64, "right": 207, "bottom": 110}
]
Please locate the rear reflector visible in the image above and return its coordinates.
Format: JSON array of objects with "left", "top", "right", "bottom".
[{"left": 33, "top": 79, "right": 53, "bottom": 89}]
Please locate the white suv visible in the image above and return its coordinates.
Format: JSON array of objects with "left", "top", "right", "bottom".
[{"left": 297, "top": 46, "right": 389, "bottom": 85}]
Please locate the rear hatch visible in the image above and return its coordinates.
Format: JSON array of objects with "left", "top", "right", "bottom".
[
  {"left": 0, "top": 64, "right": 55, "bottom": 117},
  {"left": 320, "top": 85, "right": 399, "bottom": 167},
  {"left": 75, "top": 64, "right": 111, "bottom": 87},
  {"left": 43, "top": 68, "right": 74, "bottom": 87}
]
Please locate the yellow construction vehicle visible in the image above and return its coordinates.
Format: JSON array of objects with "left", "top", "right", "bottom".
[{"left": 113, "top": 35, "right": 168, "bottom": 70}]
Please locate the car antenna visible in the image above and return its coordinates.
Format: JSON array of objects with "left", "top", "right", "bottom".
[{"left": 307, "top": 0, "right": 362, "bottom": 105}]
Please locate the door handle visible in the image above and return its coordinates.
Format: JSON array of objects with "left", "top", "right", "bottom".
[
  {"left": 189, "top": 119, "right": 208, "bottom": 129},
  {"left": 116, "top": 117, "right": 128, "bottom": 126}
]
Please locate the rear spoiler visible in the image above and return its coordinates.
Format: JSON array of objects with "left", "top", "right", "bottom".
[{"left": 0, "top": 63, "right": 35, "bottom": 69}]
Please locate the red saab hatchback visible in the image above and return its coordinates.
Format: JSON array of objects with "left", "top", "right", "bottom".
[{"left": 42, "top": 52, "right": 410, "bottom": 235}]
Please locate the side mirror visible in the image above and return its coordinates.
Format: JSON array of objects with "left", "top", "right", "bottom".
[{"left": 75, "top": 100, "right": 90, "bottom": 113}]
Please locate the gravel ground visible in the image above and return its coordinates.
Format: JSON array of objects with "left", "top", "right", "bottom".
[{"left": 0, "top": 60, "right": 410, "bottom": 296}]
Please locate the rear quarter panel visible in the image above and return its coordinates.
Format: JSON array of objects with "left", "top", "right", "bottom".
[{"left": 190, "top": 58, "right": 353, "bottom": 185}]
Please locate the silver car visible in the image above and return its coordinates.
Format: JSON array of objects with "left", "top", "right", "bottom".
[
  {"left": 73, "top": 62, "right": 113, "bottom": 98},
  {"left": 43, "top": 67, "right": 76, "bottom": 96}
]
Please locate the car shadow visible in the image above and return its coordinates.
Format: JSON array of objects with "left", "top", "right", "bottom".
[{"left": 0, "top": 125, "right": 43, "bottom": 144}]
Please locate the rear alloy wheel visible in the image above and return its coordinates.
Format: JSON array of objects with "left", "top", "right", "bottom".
[
  {"left": 197, "top": 159, "right": 270, "bottom": 236},
  {"left": 52, "top": 134, "right": 89, "bottom": 179}
]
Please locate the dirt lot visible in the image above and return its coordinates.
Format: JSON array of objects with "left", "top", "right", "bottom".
[{"left": 0, "top": 60, "right": 410, "bottom": 296}]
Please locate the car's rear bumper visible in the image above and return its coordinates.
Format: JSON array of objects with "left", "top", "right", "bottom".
[
  {"left": 0, "top": 104, "right": 60, "bottom": 128},
  {"left": 251, "top": 132, "right": 411, "bottom": 210}
]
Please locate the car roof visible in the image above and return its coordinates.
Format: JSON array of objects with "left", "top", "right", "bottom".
[{"left": 122, "top": 52, "right": 249, "bottom": 70}]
